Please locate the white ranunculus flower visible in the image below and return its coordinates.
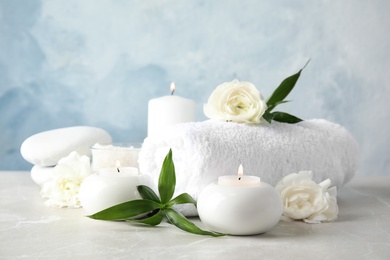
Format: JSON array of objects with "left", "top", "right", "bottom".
[
  {"left": 203, "top": 79, "right": 267, "bottom": 124},
  {"left": 275, "top": 171, "right": 338, "bottom": 224},
  {"left": 41, "top": 151, "right": 91, "bottom": 208}
]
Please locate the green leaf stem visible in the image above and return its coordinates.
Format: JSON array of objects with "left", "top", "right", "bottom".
[
  {"left": 271, "top": 111, "right": 302, "bottom": 124},
  {"left": 126, "top": 209, "right": 164, "bottom": 226},
  {"left": 266, "top": 71, "right": 302, "bottom": 109},
  {"left": 164, "top": 209, "right": 224, "bottom": 237},
  {"left": 266, "top": 100, "right": 290, "bottom": 113},
  {"left": 138, "top": 185, "right": 161, "bottom": 203},
  {"left": 89, "top": 199, "right": 161, "bottom": 220},
  {"left": 158, "top": 149, "right": 176, "bottom": 204},
  {"left": 166, "top": 193, "right": 197, "bottom": 208},
  {"left": 263, "top": 60, "right": 309, "bottom": 124},
  {"left": 88, "top": 149, "right": 223, "bottom": 237},
  {"left": 262, "top": 111, "right": 274, "bottom": 124}
]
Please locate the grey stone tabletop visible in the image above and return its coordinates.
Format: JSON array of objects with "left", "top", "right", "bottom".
[{"left": 1, "top": 171, "right": 389, "bottom": 260}]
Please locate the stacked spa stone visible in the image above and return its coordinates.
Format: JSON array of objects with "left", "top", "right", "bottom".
[{"left": 20, "top": 126, "right": 112, "bottom": 185}]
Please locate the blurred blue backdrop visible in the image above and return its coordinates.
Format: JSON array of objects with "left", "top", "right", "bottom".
[{"left": 1, "top": 0, "right": 389, "bottom": 174}]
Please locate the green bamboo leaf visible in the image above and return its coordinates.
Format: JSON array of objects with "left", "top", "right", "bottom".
[
  {"left": 266, "top": 60, "right": 310, "bottom": 110},
  {"left": 158, "top": 149, "right": 176, "bottom": 204},
  {"left": 163, "top": 208, "right": 225, "bottom": 237},
  {"left": 272, "top": 111, "right": 303, "bottom": 124},
  {"left": 166, "top": 193, "right": 197, "bottom": 208},
  {"left": 126, "top": 209, "right": 164, "bottom": 226},
  {"left": 137, "top": 185, "right": 161, "bottom": 203},
  {"left": 88, "top": 199, "right": 161, "bottom": 221},
  {"left": 262, "top": 111, "right": 274, "bottom": 124},
  {"left": 266, "top": 100, "right": 290, "bottom": 112}
]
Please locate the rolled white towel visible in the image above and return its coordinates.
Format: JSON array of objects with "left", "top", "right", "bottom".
[{"left": 139, "top": 119, "right": 358, "bottom": 216}]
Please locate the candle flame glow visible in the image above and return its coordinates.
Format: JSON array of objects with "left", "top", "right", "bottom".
[
  {"left": 237, "top": 164, "right": 244, "bottom": 176},
  {"left": 170, "top": 82, "right": 176, "bottom": 95}
]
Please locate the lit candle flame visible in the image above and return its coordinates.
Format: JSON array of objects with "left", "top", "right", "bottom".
[
  {"left": 170, "top": 82, "right": 175, "bottom": 95},
  {"left": 116, "top": 160, "right": 121, "bottom": 173},
  {"left": 237, "top": 164, "right": 243, "bottom": 178}
]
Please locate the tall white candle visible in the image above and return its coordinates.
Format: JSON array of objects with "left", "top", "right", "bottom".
[{"left": 148, "top": 82, "right": 196, "bottom": 138}]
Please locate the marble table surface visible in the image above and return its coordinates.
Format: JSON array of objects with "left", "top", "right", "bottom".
[{"left": 1, "top": 171, "right": 389, "bottom": 260}]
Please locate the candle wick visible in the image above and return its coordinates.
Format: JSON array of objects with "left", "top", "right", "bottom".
[
  {"left": 171, "top": 89, "right": 175, "bottom": 95},
  {"left": 239, "top": 177, "right": 241, "bottom": 180},
  {"left": 117, "top": 168, "right": 120, "bottom": 173}
]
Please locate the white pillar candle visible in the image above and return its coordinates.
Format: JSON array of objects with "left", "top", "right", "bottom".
[
  {"left": 197, "top": 165, "right": 283, "bottom": 235},
  {"left": 78, "top": 165, "right": 153, "bottom": 215},
  {"left": 91, "top": 143, "right": 141, "bottom": 172},
  {"left": 148, "top": 82, "right": 196, "bottom": 138}
]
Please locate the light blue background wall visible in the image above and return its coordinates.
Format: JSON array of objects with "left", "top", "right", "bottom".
[{"left": 0, "top": 0, "right": 389, "bottom": 175}]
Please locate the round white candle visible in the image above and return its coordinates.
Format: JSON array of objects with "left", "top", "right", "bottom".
[
  {"left": 91, "top": 143, "right": 141, "bottom": 172},
  {"left": 218, "top": 164, "right": 260, "bottom": 186},
  {"left": 78, "top": 166, "right": 153, "bottom": 215},
  {"left": 197, "top": 165, "right": 282, "bottom": 235},
  {"left": 148, "top": 82, "right": 196, "bottom": 138}
]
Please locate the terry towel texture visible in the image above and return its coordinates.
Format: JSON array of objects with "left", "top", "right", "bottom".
[{"left": 139, "top": 119, "right": 358, "bottom": 216}]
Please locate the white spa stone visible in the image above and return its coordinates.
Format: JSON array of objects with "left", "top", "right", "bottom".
[
  {"left": 30, "top": 165, "right": 57, "bottom": 186},
  {"left": 21, "top": 126, "right": 112, "bottom": 166}
]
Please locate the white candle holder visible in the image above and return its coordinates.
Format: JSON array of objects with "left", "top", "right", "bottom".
[
  {"left": 79, "top": 167, "right": 153, "bottom": 215},
  {"left": 197, "top": 181, "right": 282, "bottom": 235},
  {"left": 91, "top": 143, "right": 142, "bottom": 172}
]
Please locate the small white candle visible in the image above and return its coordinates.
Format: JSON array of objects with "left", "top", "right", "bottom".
[
  {"left": 197, "top": 165, "right": 282, "bottom": 235},
  {"left": 218, "top": 164, "right": 260, "bottom": 186},
  {"left": 91, "top": 143, "right": 141, "bottom": 171},
  {"left": 148, "top": 82, "right": 196, "bottom": 138},
  {"left": 78, "top": 163, "right": 153, "bottom": 215}
]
